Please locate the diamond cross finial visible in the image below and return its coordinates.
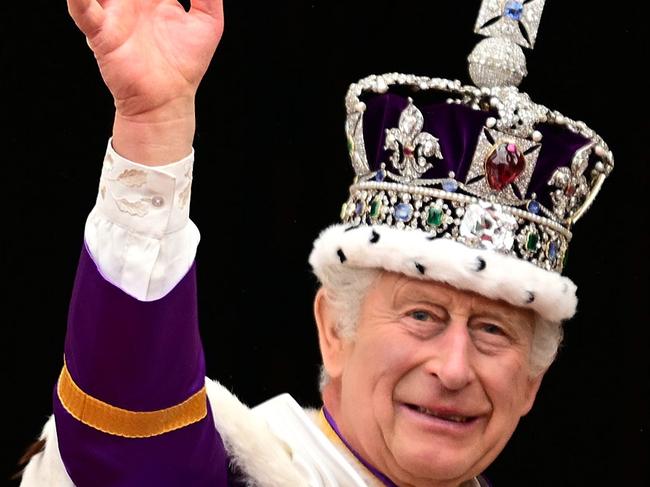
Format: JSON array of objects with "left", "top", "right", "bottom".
[{"left": 474, "top": 0, "right": 546, "bottom": 49}]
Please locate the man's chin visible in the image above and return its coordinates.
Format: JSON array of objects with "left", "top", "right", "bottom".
[
  {"left": 384, "top": 424, "right": 489, "bottom": 485},
  {"left": 389, "top": 439, "right": 484, "bottom": 486}
]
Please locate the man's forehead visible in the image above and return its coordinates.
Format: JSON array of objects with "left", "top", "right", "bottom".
[{"left": 379, "top": 271, "right": 534, "bottom": 320}]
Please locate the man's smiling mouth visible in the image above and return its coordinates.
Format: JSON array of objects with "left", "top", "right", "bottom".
[{"left": 403, "top": 403, "right": 477, "bottom": 424}]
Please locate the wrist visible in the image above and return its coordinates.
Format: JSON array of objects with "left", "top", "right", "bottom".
[{"left": 112, "top": 98, "right": 197, "bottom": 166}]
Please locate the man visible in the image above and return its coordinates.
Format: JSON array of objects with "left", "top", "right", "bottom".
[{"left": 18, "top": 0, "right": 615, "bottom": 485}]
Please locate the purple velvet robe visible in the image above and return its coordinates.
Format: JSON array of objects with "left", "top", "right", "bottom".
[{"left": 54, "top": 245, "right": 232, "bottom": 486}]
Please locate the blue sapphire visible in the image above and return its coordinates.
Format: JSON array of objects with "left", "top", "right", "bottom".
[
  {"left": 527, "top": 200, "right": 540, "bottom": 214},
  {"left": 395, "top": 203, "right": 413, "bottom": 222},
  {"left": 442, "top": 179, "right": 459, "bottom": 193},
  {"left": 549, "top": 241, "right": 559, "bottom": 261},
  {"left": 375, "top": 169, "right": 386, "bottom": 182},
  {"left": 504, "top": 1, "right": 524, "bottom": 21},
  {"left": 354, "top": 201, "right": 365, "bottom": 216}
]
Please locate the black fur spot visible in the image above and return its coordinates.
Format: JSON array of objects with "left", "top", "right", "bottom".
[
  {"left": 525, "top": 291, "right": 535, "bottom": 304},
  {"left": 415, "top": 262, "right": 426, "bottom": 275},
  {"left": 345, "top": 225, "right": 360, "bottom": 232},
  {"left": 475, "top": 257, "right": 486, "bottom": 271},
  {"left": 337, "top": 249, "right": 347, "bottom": 263},
  {"left": 370, "top": 230, "right": 380, "bottom": 244}
]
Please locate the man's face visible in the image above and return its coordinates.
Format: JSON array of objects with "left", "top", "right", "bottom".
[{"left": 317, "top": 272, "right": 544, "bottom": 487}]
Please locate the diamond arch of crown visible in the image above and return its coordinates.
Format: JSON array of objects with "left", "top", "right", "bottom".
[{"left": 343, "top": 73, "right": 613, "bottom": 227}]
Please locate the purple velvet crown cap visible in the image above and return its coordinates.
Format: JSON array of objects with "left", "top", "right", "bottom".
[{"left": 362, "top": 93, "right": 592, "bottom": 211}]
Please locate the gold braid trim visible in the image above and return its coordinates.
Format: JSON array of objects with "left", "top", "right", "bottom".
[{"left": 57, "top": 363, "right": 207, "bottom": 438}]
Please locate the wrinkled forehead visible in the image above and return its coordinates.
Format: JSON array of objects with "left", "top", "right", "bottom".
[{"left": 373, "top": 271, "right": 536, "bottom": 324}]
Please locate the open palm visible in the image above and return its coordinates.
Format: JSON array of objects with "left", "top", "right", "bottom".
[{"left": 68, "top": 0, "right": 224, "bottom": 117}]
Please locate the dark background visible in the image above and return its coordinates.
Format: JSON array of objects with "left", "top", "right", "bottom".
[{"left": 2, "top": 0, "right": 648, "bottom": 485}]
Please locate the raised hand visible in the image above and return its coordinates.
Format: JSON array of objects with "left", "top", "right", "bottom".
[{"left": 68, "top": 0, "right": 224, "bottom": 119}]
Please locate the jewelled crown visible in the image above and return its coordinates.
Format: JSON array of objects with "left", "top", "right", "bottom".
[{"left": 339, "top": 0, "right": 613, "bottom": 274}]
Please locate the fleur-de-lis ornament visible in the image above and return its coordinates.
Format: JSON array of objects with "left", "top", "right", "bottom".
[
  {"left": 384, "top": 99, "right": 443, "bottom": 181},
  {"left": 548, "top": 143, "right": 592, "bottom": 220}
]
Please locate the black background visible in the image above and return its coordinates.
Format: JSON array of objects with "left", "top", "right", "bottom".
[{"left": 2, "top": 0, "right": 648, "bottom": 485}]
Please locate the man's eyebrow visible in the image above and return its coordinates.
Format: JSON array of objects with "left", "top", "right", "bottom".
[
  {"left": 474, "top": 309, "right": 513, "bottom": 323},
  {"left": 472, "top": 306, "right": 531, "bottom": 331},
  {"left": 392, "top": 285, "right": 452, "bottom": 319}
]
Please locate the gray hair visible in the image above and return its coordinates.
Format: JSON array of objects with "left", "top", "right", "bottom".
[{"left": 316, "top": 266, "right": 563, "bottom": 389}]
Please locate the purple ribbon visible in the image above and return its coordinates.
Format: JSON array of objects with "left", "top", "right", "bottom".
[{"left": 322, "top": 407, "right": 398, "bottom": 487}]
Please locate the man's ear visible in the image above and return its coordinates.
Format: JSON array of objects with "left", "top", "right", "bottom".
[
  {"left": 314, "top": 288, "right": 346, "bottom": 380},
  {"left": 521, "top": 372, "right": 545, "bottom": 416}
]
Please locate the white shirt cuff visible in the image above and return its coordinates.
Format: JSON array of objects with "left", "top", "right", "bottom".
[{"left": 84, "top": 139, "right": 200, "bottom": 301}]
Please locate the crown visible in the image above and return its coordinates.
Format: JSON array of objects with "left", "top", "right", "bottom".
[{"left": 338, "top": 0, "right": 614, "bottom": 275}]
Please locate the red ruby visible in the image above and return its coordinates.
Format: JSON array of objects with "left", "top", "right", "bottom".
[
  {"left": 485, "top": 143, "right": 526, "bottom": 191},
  {"left": 403, "top": 146, "right": 415, "bottom": 157}
]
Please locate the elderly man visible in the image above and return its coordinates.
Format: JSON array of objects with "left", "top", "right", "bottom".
[{"left": 19, "top": 0, "right": 614, "bottom": 486}]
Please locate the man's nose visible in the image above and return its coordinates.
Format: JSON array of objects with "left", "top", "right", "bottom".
[{"left": 425, "top": 323, "right": 475, "bottom": 391}]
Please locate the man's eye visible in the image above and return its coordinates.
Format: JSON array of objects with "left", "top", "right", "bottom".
[
  {"left": 481, "top": 323, "right": 505, "bottom": 336},
  {"left": 410, "top": 310, "right": 433, "bottom": 321}
]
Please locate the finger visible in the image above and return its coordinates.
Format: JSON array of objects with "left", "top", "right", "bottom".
[
  {"left": 67, "top": 0, "right": 106, "bottom": 37},
  {"left": 190, "top": 0, "right": 223, "bottom": 20}
]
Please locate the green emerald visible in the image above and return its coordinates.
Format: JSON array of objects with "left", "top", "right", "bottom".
[
  {"left": 347, "top": 138, "right": 355, "bottom": 154},
  {"left": 370, "top": 197, "right": 382, "bottom": 218},
  {"left": 526, "top": 232, "right": 539, "bottom": 251},
  {"left": 427, "top": 207, "right": 444, "bottom": 227}
]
